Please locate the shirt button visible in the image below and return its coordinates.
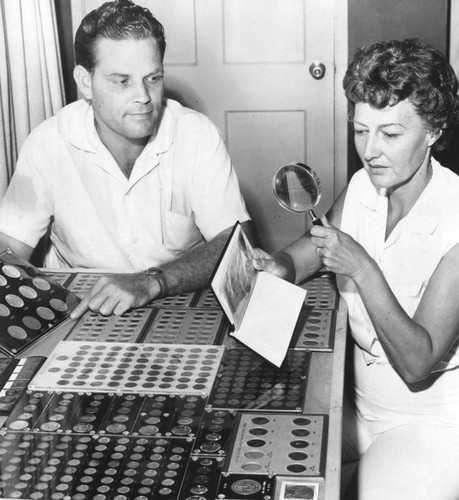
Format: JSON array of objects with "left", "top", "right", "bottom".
[{"left": 132, "top": 237, "right": 138, "bottom": 243}]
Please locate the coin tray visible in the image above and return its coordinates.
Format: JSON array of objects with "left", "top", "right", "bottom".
[
  {"left": 0, "top": 357, "right": 44, "bottom": 415},
  {"left": 207, "top": 348, "right": 309, "bottom": 411},
  {"left": 65, "top": 272, "right": 109, "bottom": 298},
  {"left": 3, "top": 389, "right": 54, "bottom": 431},
  {"left": 65, "top": 307, "right": 155, "bottom": 343},
  {"left": 3, "top": 391, "right": 207, "bottom": 438},
  {"left": 301, "top": 272, "right": 338, "bottom": 309},
  {"left": 193, "top": 288, "right": 221, "bottom": 309},
  {"left": 141, "top": 308, "right": 228, "bottom": 345},
  {"left": 129, "top": 394, "right": 206, "bottom": 437},
  {"left": 178, "top": 455, "right": 225, "bottom": 500},
  {"left": 28, "top": 341, "right": 225, "bottom": 395},
  {"left": 0, "top": 250, "right": 80, "bottom": 357},
  {"left": 291, "top": 309, "right": 336, "bottom": 351},
  {"left": 42, "top": 271, "right": 73, "bottom": 287},
  {"left": 217, "top": 473, "right": 274, "bottom": 499},
  {"left": 152, "top": 292, "right": 195, "bottom": 308},
  {"left": 0, "top": 432, "right": 193, "bottom": 499},
  {"left": 192, "top": 408, "right": 237, "bottom": 456},
  {"left": 224, "top": 413, "right": 327, "bottom": 477},
  {"left": 3, "top": 391, "right": 113, "bottom": 433}
]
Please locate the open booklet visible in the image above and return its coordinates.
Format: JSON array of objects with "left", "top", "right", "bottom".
[{"left": 211, "top": 222, "right": 306, "bottom": 367}]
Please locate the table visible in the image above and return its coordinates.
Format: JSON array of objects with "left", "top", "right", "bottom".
[{"left": 0, "top": 265, "right": 347, "bottom": 500}]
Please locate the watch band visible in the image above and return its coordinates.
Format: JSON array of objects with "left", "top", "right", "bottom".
[{"left": 144, "top": 267, "right": 169, "bottom": 299}]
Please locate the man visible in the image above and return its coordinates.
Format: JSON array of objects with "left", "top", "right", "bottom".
[{"left": 0, "top": 0, "right": 252, "bottom": 318}]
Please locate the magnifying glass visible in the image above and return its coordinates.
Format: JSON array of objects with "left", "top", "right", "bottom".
[{"left": 273, "top": 162, "right": 323, "bottom": 226}]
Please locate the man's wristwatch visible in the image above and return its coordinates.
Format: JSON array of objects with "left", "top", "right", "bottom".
[{"left": 143, "top": 267, "right": 169, "bottom": 299}]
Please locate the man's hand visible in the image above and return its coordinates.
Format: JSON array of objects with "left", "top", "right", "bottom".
[{"left": 70, "top": 273, "right": 160, "bottom": 319}]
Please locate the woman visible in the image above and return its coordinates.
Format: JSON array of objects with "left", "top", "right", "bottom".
[{"left": 253, "top": 38, "right": 459, "bottom": 499}]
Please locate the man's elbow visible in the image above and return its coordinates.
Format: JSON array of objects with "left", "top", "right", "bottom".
[{"left": 0, "top": 232, "right": 34, "bottom": 262}]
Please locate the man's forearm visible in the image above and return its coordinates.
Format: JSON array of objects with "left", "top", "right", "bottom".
[{"left": 160, "top": 220, "right": 255, "bottom": 295}]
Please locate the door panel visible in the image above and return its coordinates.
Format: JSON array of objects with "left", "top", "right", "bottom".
[{"left": 71, "top": 0, "right": 347, "bottom": 251}]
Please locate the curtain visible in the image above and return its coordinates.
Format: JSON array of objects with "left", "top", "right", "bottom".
[{"left": 0, "top": 0, "right": 65, "bottom": 198}]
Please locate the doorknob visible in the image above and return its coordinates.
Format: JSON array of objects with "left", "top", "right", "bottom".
[{"left": 309, "top": 61, "right": 326, "bottom": 80}]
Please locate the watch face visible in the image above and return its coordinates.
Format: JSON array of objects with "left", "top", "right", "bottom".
[{"left": 146, "top": 267, "right": 163, "bottom": 277}]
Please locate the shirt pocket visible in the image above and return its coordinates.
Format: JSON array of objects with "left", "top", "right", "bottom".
[{"left": 162, "top": 210, "right": 204, "bottom": 257}]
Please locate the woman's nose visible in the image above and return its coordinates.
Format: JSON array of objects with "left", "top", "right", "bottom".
[{"left": 363, "top": 133, "right": 381, "bottom": 161}]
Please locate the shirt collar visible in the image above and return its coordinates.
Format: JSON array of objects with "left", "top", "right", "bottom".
[
  {"left": 403, "top": 158, "right": 445, "bottom": 235},
  {"left": 58, "top": 98, "right": 176, "bottom": 157},
  {"left": 359, "top": 158, "right": 444, "bottom": 235}
]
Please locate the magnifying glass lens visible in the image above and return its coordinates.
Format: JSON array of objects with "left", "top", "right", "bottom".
[{"left": 272, "top": 163, "right": 322, "bottom": 225}]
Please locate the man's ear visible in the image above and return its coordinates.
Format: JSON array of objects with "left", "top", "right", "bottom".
[{"left": 73, "top": 65, "right": 93, "bottom": 100}]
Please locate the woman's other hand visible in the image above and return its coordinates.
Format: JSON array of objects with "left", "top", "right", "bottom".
[{"left": 249, "top": 248, "right": 294, "bottom": 281}]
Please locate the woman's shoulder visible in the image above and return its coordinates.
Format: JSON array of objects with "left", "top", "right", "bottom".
[{"left": 434, "top": 161, "right": 459, "bottom": 205}]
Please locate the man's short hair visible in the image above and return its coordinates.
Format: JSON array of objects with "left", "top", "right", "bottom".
[{"left": 74, "top": 0, "right": 166, "bottom": 72}]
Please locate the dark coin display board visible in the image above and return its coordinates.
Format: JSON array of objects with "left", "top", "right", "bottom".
[{"left": 0, "top": 251, "right": 79, "bottom": 357}]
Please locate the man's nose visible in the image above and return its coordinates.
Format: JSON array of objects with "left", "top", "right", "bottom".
[{"left": 132, "top": 82, "right": 151, "bottom": 103}]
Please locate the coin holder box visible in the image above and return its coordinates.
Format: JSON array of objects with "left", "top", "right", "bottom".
[
  {"left": 178, "top": 455, "right": 225, "bottom": 500},
  {"left": 0, "top": 357, "right": 45, "bottom": 416},
  {"left": 0, "top": 431, "right": 193, "bottom": 499},
  {"left": 99, "top": 393, "right": 207, "bottom": 437},
  {"left": 3, "top": 391, "right": 116, "bottom": 434},
  {"left": 65, "top": 307, "right": 155, "bottom": 343},
  {"left": 65, "top": 272, "right": 110, "bottom": 298},
  {"left": 0, "top": 250, "right": 80, "bottom": 357},
  {"left": 300, "top": 272, "right": 338, "bottom": 310},
  {"left": 217, "top": 473, "right": 275, "bottom": 500},
  {"left": 140, "top": 307, "right": 228, "bottom": 345},
  {"left": 152, "top": 291, "right": 196, "bottom": 308},
  {"left": 42, "top": 270, "right": 74, "bottom": 287},
  {"left": 6, "top": 391, "right": 206, "bottom": 438},
  {"left": 152, "top": 289, "right": 223, "bottom": 309},
  {"left": 193, "top": 288, "right": 222, "bottom": 309},
  {"left": 2, "top": 390, "right": 54, "bottom": 431},
  {"left": 28, "top": 341, "right": 225, "bottom": 395},
  {"left": 290, "top": 309, "right": 336, "bottom": 351},
  {"left": 192, "top": 408, "right": 237, "bottom": 456},
  {"left": 224, "top": 413, "right": 328, "bottom": 477},
  {"left": 207, "top": 348, "right": 310, "bottom": 412}
]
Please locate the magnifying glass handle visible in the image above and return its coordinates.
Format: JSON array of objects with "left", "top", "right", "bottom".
[{"left": 309, "top": 210, "right": 323, "bottom": 226}]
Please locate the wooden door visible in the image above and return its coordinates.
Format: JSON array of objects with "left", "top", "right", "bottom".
[{"left": 72, "top": 0, "right": 348, "bottom": 251}]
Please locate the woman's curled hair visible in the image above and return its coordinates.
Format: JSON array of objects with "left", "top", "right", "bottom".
[{"left": 343, "top": 38, "right": 459, "bottom": 152}]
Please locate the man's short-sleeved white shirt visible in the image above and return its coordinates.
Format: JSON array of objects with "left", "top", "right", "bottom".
[{"left": 0, "top": 99, "right": 250, "bottom": 269}]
